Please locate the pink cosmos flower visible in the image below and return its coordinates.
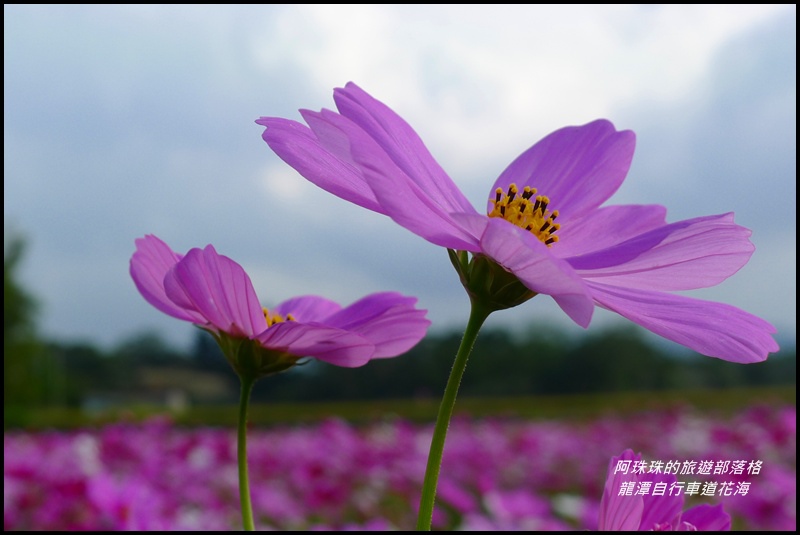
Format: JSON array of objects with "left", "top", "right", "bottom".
[
  {"left": 130, "top": 235, "right": 429, "bottom": 376},
  {"left": 599, "top": 449, "right": 731, "bottom": 531},
  {"left": 256, "top": 82, "right": 778, "bottom": 363}
]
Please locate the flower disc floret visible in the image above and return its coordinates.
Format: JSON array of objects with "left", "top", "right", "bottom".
[{"left": 489, "top": 183, "right": 560, "bottom": 246}]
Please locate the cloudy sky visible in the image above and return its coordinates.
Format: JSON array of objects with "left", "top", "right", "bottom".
[{"left": 4, "top": 5, "right": 796, "bottom": 354}]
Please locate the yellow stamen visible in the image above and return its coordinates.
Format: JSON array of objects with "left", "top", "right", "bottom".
[
  {"left": 488, "top": 183, "right": 561, "bottom": 247},
  {"left": 263, "top": 308, "right": 296, "bottom": 327}
]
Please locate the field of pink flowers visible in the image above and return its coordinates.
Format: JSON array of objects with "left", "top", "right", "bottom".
[{"left": 4, "top": 404, "right": 795, "bottom": 531}]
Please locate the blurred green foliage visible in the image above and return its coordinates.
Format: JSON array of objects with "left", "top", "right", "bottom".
[
  {"left": 4, "top": 229, "right": 57, "bottom": 408},
  {"left": 5, "top": 319, "right": 795, "bottom": 430},
  {"left": 7, "top": 385, "right": 796, "bottom": 430},
  {"left": 253, "top": 324, "right": 795, "bottom": 403}
]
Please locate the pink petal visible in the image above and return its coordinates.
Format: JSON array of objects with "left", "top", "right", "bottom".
[
  {"left": 257, "top": 116, "right": 384, "bottom": 213},
  {"left": 164, "top": 245, "right": 267, "bottom": 338},
  {"left": 130, "top": 235, "right": 202, "bottom": 323},
  {"left": 334, "top": 82, "right": 475, "bottom": 215},
  {"left": 679, "top": 504, "right": 731, "bottom": 531},
  {"left": 274, "top": 295, "right": 343, "bottom": 323},
  {"left": 260, "top": 91, "right": 481, "bottom": 251},
  {"left": 586, "top": 282, "right": 779, "bottom": 362},
  {"left": 638, "top": 473, "right": 684, "bottom": 530},
  {"left": 309, "top": 103, "right": 480, "bottom": 251},
  {"left": 555, "top": 204, "right": 668, "bottom": 258},
  {"left": 256, "top": 322, "right": 374, "bottom": 367},
  {"left": 491, "top": 119, "right": 635, "bottom": 223},
  {"left": 324, "top": 292, "right": 431, "bottom": 358},
  {"left": 573, "top": 213, "right": 755, "bottom": 291},
  {"left": 598, "top": 450, "right": 645, "bottom": 531},
  {"left": 361, "top": 158, "right": 482, "bottom": 250},
  {"left": 474, "top": 216, "right": 595, "bottom": 327}
]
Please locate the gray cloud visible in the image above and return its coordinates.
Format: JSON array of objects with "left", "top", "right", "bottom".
[{"left": 4, "top": 5, "right": 794, "bottom": 353}]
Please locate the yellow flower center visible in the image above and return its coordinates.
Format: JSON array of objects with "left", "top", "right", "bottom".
[
  {"left": 488, "top": 183, "right": 560, "bottom": 246},
  {"left": 263, "top": 308, "right": 296, "bottom": 327}
]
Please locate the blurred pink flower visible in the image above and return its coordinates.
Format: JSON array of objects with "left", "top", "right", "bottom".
[
  {"left": 257, "top": 82, "right": 779, "bottom": 363},
  {"left": 598, "top": 449, "right": 731, "bottom": 531},
  {"left": 4, "top": 407, "right": 794, "bottom": 530},
  {"left": 130, "top": 235, "right": 429, "bottom": 376}
]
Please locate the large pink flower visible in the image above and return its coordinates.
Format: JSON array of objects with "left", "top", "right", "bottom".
[
  {"left": 256, "top": 82, "right": 778, "bottom": 363},
  {"left": 599, "top": 449, "right": 731, "bottom": 531},
  {"left": 130, "top": 235, "right": 430, "bottom": 376}
]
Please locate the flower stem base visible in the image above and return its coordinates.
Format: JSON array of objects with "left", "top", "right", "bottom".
[
  {"left": 237, "top": 375, "right": 256, "bottom": 531},
  {"left": 416, "top": 300, "right": 491, "bottom": 530}
]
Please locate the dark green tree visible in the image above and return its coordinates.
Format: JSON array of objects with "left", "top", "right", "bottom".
[{"left": 4, "top": 228, "right": 53, "bottom": 408}]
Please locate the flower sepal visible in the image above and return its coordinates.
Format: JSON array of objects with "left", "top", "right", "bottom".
[
  {"left": 209, "top": 329, "right": 300, "bottom": 381},
  {"left": 448, "top": 249, "right": 538, "bottom": 312}
]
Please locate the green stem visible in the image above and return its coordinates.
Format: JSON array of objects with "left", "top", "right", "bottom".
[
  {"left": 416, "top": 302, "right": 491, "bottom": 530},
  {"left": 237, "top": 375, "right": 256, "bottom": 531}
]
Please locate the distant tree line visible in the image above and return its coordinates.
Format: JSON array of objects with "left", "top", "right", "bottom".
[
  {"left": 8, "top": 321, "right": 794, "bottom": 410},
  {"left": 5, "top": 231, "right": 52, "bottom": 407},
  {"left": 4, "top": 228, "right": 797, "bottom": 411},
  {"left": 249, "top": 324, "right": 796, "bottom": 403}
]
